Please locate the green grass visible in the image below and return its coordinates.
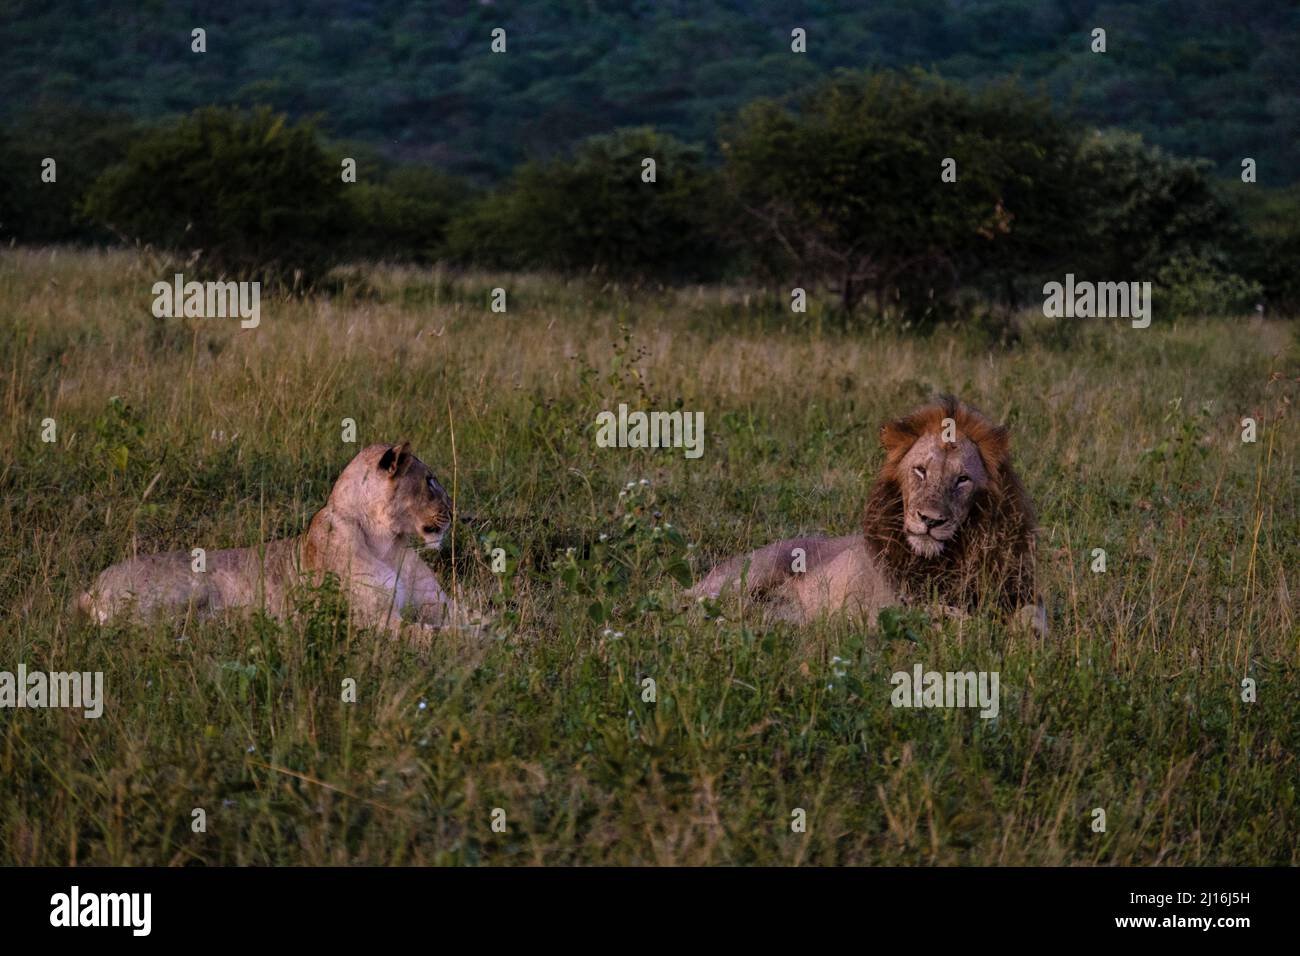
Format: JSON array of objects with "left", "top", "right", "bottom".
[{"left": 1, "top": 247, "right": 1297, "bottom": 865}]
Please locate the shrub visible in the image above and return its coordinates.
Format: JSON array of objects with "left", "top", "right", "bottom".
[
  {"left": 445, "top": 127, "right": 727, "bottom": 280},
  {"left": 83, "top": 106, "right": 351, "bottom": 286},
  {"left": 1153, "top": 251, "right": 1261, "bottom": 318},
  {"left": 343, "top": 166, "right": 474, "bottom": 263},
  {"left": 1073, "top": 131, "right": 1246, "bottom": 282}
]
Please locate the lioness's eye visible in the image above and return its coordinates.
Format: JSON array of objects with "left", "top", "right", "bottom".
[
  {"left": 956, "top": 475, "right": 971, "bottom": 485},
  {"left": 913, "top": 466, "right": 926, "bottom": 479}
]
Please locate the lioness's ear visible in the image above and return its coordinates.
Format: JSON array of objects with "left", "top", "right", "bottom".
[{"left": 377, "top": 441, "right": 412, "bottom": 477}]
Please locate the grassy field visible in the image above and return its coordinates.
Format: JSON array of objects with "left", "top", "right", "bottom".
[{"left": 1, "top": 247, "right": 1297, "bottom": 865}]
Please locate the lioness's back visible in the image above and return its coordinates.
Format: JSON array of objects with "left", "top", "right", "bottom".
[{"left": 80, "top": 538, "right": 302, "bottom": 623}]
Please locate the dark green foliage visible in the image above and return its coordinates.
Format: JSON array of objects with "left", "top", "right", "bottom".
[
  {"left": 722, "top": 72, "right": 1086, "bottom": 322},
  {"left": 1227, "top": 183, "right": 1300, "bottom": 315},
  {"left": 0, "top": 23, "right": 1292, "bottom": 315},
  {"left": 0, "top": 103, "right": 138, "bottom": 243},
  {"left": 343, "top": 166, "right": 476, "bottom": 264},
  {"left": 1074, "top": 133, "right": 1239, "bottom": 278},
  {"left": 2, "top": 1, "right": 1296, "bottom": 187},
  {"left": 82, "top": 107, "right": 351, "bottom": 285},
  {"left": 1070, "top": 133, "right": 1260, "bottom": 317},
  {"left": 445, "top": 127, "right": 726, "bottom": 280}
]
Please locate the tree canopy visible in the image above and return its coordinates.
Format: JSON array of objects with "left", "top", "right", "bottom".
[{"left": 3, "top": 0, "right": 1297, "bottom": 185}]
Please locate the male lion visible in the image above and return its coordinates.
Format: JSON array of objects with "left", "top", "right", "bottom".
[
  {"left": 79, "top": 442, "right": 481, "bottom": 635},
  {"left": 689, "top": 396, "right": 1043, "bottom": 631}
]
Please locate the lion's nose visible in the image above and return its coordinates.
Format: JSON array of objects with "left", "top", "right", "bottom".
[{"left": 919, "top": 512, "right": 948, "bottom": 530}]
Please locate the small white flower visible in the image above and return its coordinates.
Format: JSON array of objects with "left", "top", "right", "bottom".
[
  {"left": 599, "top": 533, "right": 608, "bottom": 541},
  {"left": 639, "top": 478, "right": 649, "bottom": 486},
  {"left": 418, "top": 700, "right": 427, "bottom": 710},
  {"left": 246, "top": 745, "right": 256, "bottom": 754}
]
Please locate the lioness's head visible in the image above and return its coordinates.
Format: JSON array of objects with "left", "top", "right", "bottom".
[
  {"left": 877, "top": 397, "right": 1012, "bottom": 559},
  {"left": 337, "top": 442, "right": 454, "bottom": 549}
]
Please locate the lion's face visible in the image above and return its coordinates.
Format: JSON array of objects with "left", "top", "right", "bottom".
[
  {"left": 894, "top": 433, "right": 990, "bottom": 558},
  {"left": 864, "top": 397, "right": 1036, "bottom": 614}
]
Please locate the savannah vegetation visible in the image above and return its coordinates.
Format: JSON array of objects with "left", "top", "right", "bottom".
[
  {"left": 1, "top": 248, "right": 1296, "bottom": 865},
  {"left": 4, "top": 72, "right": 1296, "bottom": 321},
  {"left": 2, "top": 0, "right": 1297, "bottom": 867}
]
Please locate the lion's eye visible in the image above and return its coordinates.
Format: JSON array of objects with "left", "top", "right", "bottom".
[
  {"left": 913, "top": 466, "right": 926, "bottom": 479},
  {"left": 956, "top": 475, "right": 971, "bottom": 486}
]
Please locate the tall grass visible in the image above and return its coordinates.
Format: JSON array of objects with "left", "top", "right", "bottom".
[{"left": 0, "top": 247, "right": 1296, "bottom": 864}]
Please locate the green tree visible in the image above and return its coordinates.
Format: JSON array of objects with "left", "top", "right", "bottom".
[
  {"left": 344, "top": 166, "right": 475, "bottom": 264},
  {"left": 83, "top": 106, "right": 350, "bottom": 285},
  {"left": 444, "top": 127, "right": 726, "bottom": 280},
  {"left": 722, "top": 70, "right": 1083, "bottom": 322},
  {"left": 1074, "top": 132, "right": 1242, "bottom": 277},
  {"left": 1073, "top": 132, "right": 1256, "bottom": 317}
]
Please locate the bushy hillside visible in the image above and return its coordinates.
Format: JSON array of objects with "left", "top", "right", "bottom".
[{"left": 3, "top": 0, "right": 1297, "bottom": 182}]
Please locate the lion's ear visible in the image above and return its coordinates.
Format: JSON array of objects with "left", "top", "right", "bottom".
[
  {"left": 377, "top": 441, "right": 412, "bottom": 477},
  {"left": 978, "top": 425, "right": 1011, "bottom": 474},
  {"left": 879, "top": 419, "right": 917, "bottom": 458}
]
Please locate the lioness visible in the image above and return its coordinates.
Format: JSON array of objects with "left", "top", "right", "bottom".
[
  {"left": 689, "top": 396, "right": 1043, "bottom": 631},
  {"left": 80, "top": 442, "right": 480, "bottom": 635}
]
